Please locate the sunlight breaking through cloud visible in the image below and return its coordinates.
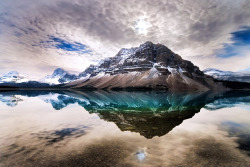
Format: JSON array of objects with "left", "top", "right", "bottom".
[{"left": 133, "top": 16, "right": 152, "bottom": 35}]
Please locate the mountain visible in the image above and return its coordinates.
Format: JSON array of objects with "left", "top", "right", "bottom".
[
  {"left": 1, "top": 43, "right": 249, "bottom": 90},
  {"left": 68, "top": 41, "right": 223, "bottom": 91},
  {"left": 0, "top": 71, "right": 53, "bottom": 88},
  {"left": 41, "top": 68, "right": 78, "bottom": 85},
  {"left": 203, "top": 68, "right": 250, "bottom": 83},
  {"left": 0, "top": 71, "right": 29, "bottom": 83}
]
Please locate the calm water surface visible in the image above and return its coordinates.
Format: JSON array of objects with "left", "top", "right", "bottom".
[{"left": 0, "top": 90, "right": 250, "bottom": 167}]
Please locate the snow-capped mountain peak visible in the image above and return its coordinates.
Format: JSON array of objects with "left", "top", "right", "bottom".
[
  {"left": 41, "top": 68, "right": 78, "bottom": 85},
  {"left": 52, "top": 68, "right": 67, "bottom": 76},
  {"left": 0, "top": 71, "right": 29, "bottom": 83}
]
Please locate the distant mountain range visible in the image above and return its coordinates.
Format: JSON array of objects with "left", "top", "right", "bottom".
[
  {"left": 0, "top": 41, "right": 250, "bottom": 90},
  {"left": 0, "top": 68, "right": 82, "bottom": 88},
  {"left": 203, "top": 68, "right": 250, "bottom": 83},
  {"left": 0, "top": 71, "right": 50, "bottom": 88}
]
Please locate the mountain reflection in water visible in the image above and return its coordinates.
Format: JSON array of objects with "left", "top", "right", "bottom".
[
  {"left": 1, "top": 90, "right": 250, "bottom": 138},
  {"left": 0, "top": 90, "right": 250, "bottom": 166}
]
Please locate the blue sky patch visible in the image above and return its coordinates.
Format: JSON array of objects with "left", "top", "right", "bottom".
[
  {"left": 216, "top": 26, "right": 250, "bottom": 58},
  {"left": 47, "top": 36, "right": 92, "bottom": 54},
  {"left": 231, "top": 26, "right": 250, "bottom": 44},
  {"left": 240, "top": 67, "right": 250, "bottom": 72}
]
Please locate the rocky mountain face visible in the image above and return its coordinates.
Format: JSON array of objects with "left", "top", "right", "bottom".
[
  {"left": 203, "top": 68, "right": 250, "bottom": 83},
  {"left": 70, "top": 41, "right": 223, "bottom": 91}
]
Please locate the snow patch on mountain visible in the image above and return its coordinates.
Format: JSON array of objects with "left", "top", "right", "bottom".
[
  {"left": 167, "top": 66, "right": 177, "bottom": 74},
  {"left": 147, "top": 67, "right": 160, "bottom": 79},
  {"left": 95, "top": 72, "right": 109, "bottom": 78},
  {"left": 117, "top": 48, "right": 137, "bottom": 64}
]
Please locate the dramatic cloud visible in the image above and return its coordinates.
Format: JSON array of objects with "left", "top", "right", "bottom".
[{"left": 0, "top": 0, "right": 250, "bottom": 78}]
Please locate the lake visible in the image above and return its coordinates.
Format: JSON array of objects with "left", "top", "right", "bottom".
[{"left": 0, "top": 90, "right": 250, "bottom": 167}]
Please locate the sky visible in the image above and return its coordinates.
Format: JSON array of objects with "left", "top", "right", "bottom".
[{"left": 0, "top": 0, "right": 250, "bottom": 79}]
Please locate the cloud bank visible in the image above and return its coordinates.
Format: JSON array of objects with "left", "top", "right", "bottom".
[{"left": 0, "top": 0, "right": 250, "bottom": 79}]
